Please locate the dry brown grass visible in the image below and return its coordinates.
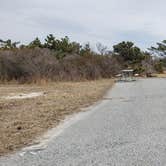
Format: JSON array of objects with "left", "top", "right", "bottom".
[
  {"left": 156, "top": 73, "right": 166, "bottom": 78},
  {"left": 0, "top": 79, "right": 114, "bottom": 156}
]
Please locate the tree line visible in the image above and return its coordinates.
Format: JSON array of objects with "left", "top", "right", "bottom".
[{"left": 0, "top": 34, "right": 165, "bottom": 82}]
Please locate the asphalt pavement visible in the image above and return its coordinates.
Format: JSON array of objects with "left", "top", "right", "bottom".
[{"left": 1, "top": 78, "right": 166, "bottom": 166}]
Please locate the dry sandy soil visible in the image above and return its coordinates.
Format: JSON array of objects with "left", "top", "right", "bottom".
[
  {"left": 156, "top": 73, "right": 166, "bottom": 78},
  {"left": 0, "top": 79, "right": 114, "bottom": 156}
]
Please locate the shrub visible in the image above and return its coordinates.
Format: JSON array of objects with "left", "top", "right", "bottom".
[
  {"left": 154, "top": 61, "right": 164, "bottom": 73},
  {"left": 0, "top": 48, "right": 122, "bottom": 82}
]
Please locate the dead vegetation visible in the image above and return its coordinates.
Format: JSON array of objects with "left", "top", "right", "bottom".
[
  {"left": 0, "top": 48, "right": 121, "bottom": 83},
  {"left": 0, "top": 79, "right": 114, "bottom": 156}
]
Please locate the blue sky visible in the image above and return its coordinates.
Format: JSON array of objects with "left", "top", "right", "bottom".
[{"left": 0, "top": 0, "right": 165, "bottom": 50}]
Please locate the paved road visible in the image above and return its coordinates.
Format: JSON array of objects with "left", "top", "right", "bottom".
[{"left": 1, "top": 78, "right": 166, "bottom": 166}]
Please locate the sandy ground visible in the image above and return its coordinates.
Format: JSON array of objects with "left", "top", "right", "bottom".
[
  {"left": 0, "top": 79, "right": 113, "bottom": 156},
  {"left": 3, "top": 92, "right": 44, "bottom": 100},
  {"left": 156, "top": 73, "right": 166, "bottom": 78}
]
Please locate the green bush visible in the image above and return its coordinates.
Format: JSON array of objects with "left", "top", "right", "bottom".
[{"left": 154, "top": 61, "right": 164, "bottom": 73}]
